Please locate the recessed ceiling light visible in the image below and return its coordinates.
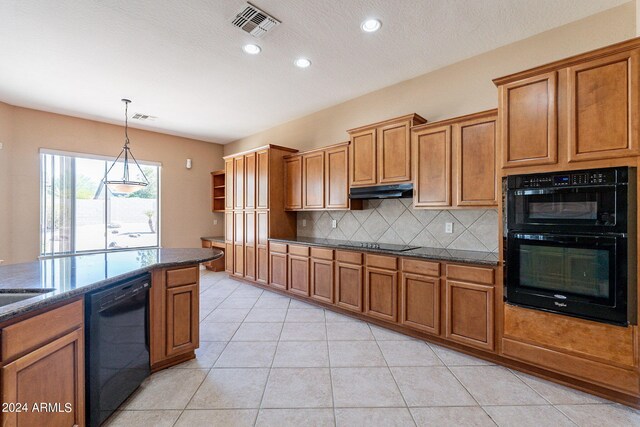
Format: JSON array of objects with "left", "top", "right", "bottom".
[
  {"left": 243, "top": 44, "right": 261, "bottom": 55},
  {"left": 294, "top": 58, "right": 312, "bottom": 68},
  {"left": 361, "top": 18, "right": 382, "bottom": 33}
]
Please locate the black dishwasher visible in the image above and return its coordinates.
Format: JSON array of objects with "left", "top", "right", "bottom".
[{"left": 85, "top": 273, "right": 151, "bottom": 427}]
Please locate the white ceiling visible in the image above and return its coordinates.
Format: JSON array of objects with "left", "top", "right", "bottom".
[{"left": 0, "top": 0, "right": 628, "bottom": 144}]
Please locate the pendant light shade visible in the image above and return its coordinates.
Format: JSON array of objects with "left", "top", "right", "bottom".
[{"left": 104, "top": 99, "right": 149, "bottom": 194}]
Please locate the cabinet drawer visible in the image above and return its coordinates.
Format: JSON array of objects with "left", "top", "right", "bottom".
[
  {"left": 166, "top": 266, "right": 199, "bottom": 288},
  {"left": 401, "top": 258, "right": 439, "bottom": 277},
  {"left": 366, "top": 254, "right": 397, "bottom": 270},
  {"left": 202, "top": 240, "right": 212, "bottom": 248},
  {"left": 270, "top": 242, "right": 288, "bottom": 253},
  {"left": 311, "top": 247, "right": 333, "bottom": 260},
  {"left": 1, "top": 299, "right": 83, "bottom": 362},
  {"left": 336, "top": 250, "right": 363, "bottom": 264},
  {"left": 446, "top": 264, "right": 494, "bottom": 285},
  {"left": 289, "top": 244, "right": 310, "bottom": 257}
]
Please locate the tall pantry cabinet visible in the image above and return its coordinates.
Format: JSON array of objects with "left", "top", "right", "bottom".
[{"left": 224, "top": 145, "right": 298, "bottom": 284}]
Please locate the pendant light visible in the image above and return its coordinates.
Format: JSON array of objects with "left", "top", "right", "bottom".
[{"left": 104, "top": 99, "right": 149, "bottom": 194}]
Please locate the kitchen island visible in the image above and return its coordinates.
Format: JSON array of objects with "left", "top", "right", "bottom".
[{"left": 0, "top": 248, "right": 222, "bottom": 427}]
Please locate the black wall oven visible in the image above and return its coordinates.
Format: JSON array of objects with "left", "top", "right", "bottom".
[{"left": 505, "top": 167, "right": 636, "bottom": 326}]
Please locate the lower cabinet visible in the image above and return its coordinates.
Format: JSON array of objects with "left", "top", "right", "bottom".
[
  {"left": 288, "top": 255, "right": 310, "bottom": 296},
  {"left": 400, "top": 272, "right": 440, "bottom": 335},
  {"left": 225, "top": 243, "right": 234, "bottom": 273},
  {"left": 269, "top": 246, "right": 288, "bottom": 290},
  {"left": 335, "top": 251, "right": 364, "bottom": 313},
  {"left": 256, "top": 245, "right": 269, "bottom": 284},
  {"left": 310, "top": 258, "right": 334, "bottom": 303},
  {"left": 445, "top": 280, "right": 494, "bottom": 351},
  {"left": 151, "top": 265, "right": 200, "bottom": 368},
  {"left": 365, "top": 266, "right": 398, "bottom": 322},
  {"left": 0, "top": 300, "right": 85, "bottom": 427}
]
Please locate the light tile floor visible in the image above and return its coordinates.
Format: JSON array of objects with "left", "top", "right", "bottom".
[{"left": 106, "top": 270, "right": 640, "bottom": 427}]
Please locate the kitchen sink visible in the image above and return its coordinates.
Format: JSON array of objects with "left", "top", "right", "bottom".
[{"left": 0, "top": 289, "right": 55, "bottom": 307}]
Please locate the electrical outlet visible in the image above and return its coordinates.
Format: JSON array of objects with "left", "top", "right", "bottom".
[
  {"left": 332, "top": 219, "right": 337, "bottom": 228},
  {"left": 213, "top": 219, "right": 218, "bottom": 225},
  {"left": 445, "top": 222, "right": 453, "bottom": 234},
  {"left": 302, "top": 219, "right": 307, "bottom": 227}
]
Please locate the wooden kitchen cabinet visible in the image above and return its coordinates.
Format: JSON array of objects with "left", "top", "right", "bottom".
[
  {"left": 303, "top": 151, "right": 325, "bottom": 209},
  {"left": 166, "top": 283, "right": 199, "bottom": 358},
  {"left": 233, "top": 156, "right": 245, "bottom": 209},
  {"left": 325, "top": 144, "right": 350, "bottom": 209},
  {"left": 310, "top": 248, "right": 334, "bottom": 303},
  {"left": 456, "top": 113, "right": 497, "bottom": 206},
  {"left": 567, "top": 50, "right": 639, "bottom": 162},
  {"left": 288, "top": 254, "right": 310, "bottom": 297},
  {"left": 284, "top": 155, "right": 303, "bottom": 210},
  {"left": 413, "top": 124, "right": 451, "bottom": 207},
  {"left": 348, "top": 114, "right": 426, "bottom": 187},
  {"left": 256, "top": 149, "right": 269, "bottom": 209},
  {"left": 224, "top": 158, "right": 234, "bottom": 210},
  {"left": 269, "top": 242, "right": 288, "bottom": 290},
  {"left": 233, "top": 211, "right": 244, "bottom": 278},
  {"left": 445, "top": 264, "right": 495, "bottom": 351},
  {"left": 244, "top": 152, "right": 256, "bottom": 209},
  {"left": 400, "top": 258, "right": 441, "bottom": 335},
  {"left": 412, "top": 110, "right": 497, "bottom": 208},
  {"left": 244, "top": 211, "right": 256, "bottom": 281},
  {"left": 0, "top": 300, "right": 85, "bottom": 427},
  {"left": 365, "top": 255, "right": 399, "bottom": 323},
  {"left": 256, "top": 211, "right": 269, "bottom": 284},
  {"left": 335, "top": 250, "right": 364, "bottom": 313}
]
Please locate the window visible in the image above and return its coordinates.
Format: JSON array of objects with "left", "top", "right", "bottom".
[{"left": 40, "top": 150, "right": 160, "bottom": 256}]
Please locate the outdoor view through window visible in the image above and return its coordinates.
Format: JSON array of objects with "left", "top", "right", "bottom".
[{"left": 40, "top": 151, "right": 160, "bottom": 256}]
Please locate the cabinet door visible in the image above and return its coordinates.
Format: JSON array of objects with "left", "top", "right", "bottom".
[
  {"left": 166, "top": 283, "right": 199, "bottom": 357},
  {"left": 413, "top": 125, "right": 451, "bottom": 207},
  {"left": 244, "top": 211, "right": 256, "bottom": 281},
  {"left": 288, "top": 255, "right": 310, "bottom": 296},
  {"left": 225, "top": 243, "right": 234, "bottom": 273},
  {"left": 400, "top": 273, "right": 440, "bottom": 335},
  {"left": 225, "top": 158, "right": 234, "bottom": 210},
  {"left": 378, "top": 120, "right": 411, "bottom": 183},
  {"left": 256, "top": 211, "right": 269, "bottom": 284},
  {"left": 335, "top": 262, "right": 363, "bottom": 312},
  {"left": 350, "top": 128, "right": 377, "bottom": 186},
  {"left": 303, "top": 151, "right": 325, "bottom": 209},
  {"left": 311, "top": 258, "right": 334, "bottom": 303},
  {"left": 1, "top": 329, "right": 84, "bottom": 427},
  {"left": 445, "top": 280, "right": 494, "bottom": 351},
  {"left": 233, "top": 156, "right": 244, "bottom": 209},
  {"left": 456, "top": 116, "right": 497, "bottom": 206},
  {"left": 225, "top": 211, "right": 233, "bottom": 243},
  {"left": 325, "top": 145, "right": 349, "bottom": 209},
  {"left": 269, "top": 252, "right": 288, "bottom": 290},
  {"left": 567, "top": 50, "right": 639, "bottom": 162},
  {"left": 244, "top": 152, "right": 256, "bottom": 209},
  {"left": 233, "top": 211, "right": 244, "bottom": 277},
  {"left": 284, "top": 156, "right": 302, "bottom": 210},
  {"left": 256, "top": 149, "right": 269, "bottom": 209},
  {"left": 500, "top": 72, "right": 557, "bottom": 168},
  {"left": 365, "top": 267, "right": 398, "bottom": 322}
]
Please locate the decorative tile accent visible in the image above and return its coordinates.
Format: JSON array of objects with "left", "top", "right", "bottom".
[{"left": 297, "top": 199, "right": 498, "bottom": 253}]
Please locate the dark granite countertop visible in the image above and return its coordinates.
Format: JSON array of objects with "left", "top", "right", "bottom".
[
  {"left": 0, "top": 248, "right": 222, "bottom": 323},
  {"left": 269, "top": 237, "right": 499, "bottom": 266},
  {"left": 201, "top": 236, "right": 225, "bottom": 243}
]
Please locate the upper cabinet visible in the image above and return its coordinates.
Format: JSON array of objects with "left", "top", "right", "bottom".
[
  {"left": 412, "top": 110, "right": 498, "bottom": 209},
  {"left": 224, "top": 158, "right": 234, "bottom": 210},
  {"left": 285, "top": 142, "right": 360, "bottom": 211},
  {"left": 348, "top": 114, "right": 426, "bottom": 187},
  {"left": 494, "top": 40, "right": 640, "bottom": 171}
]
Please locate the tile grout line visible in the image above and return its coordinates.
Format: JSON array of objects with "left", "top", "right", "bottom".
[
  {"left": 370, "top": 322, "right": 418, "bottom": 427},
  {"left": 325, "top": 313, "right": 338, "bottom": 427}
]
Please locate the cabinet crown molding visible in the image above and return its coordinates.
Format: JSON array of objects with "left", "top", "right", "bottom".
[
  {"left": 223, "top": 144, "right": 298, "bottom": 159},
  {"left": 347, "top": 113, "right": 427, "bottom": 134},
  {"left": 411, "top": 109, "right": 498, "bottom": 132}
]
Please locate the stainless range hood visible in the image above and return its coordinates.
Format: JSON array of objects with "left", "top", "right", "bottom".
[{"left": 349, "top": 184, "right": 413, "bottom": 199}]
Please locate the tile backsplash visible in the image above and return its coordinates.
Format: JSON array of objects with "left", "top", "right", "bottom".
[{"left": 297, "top": 198, "right": 498, "bottom": 252}]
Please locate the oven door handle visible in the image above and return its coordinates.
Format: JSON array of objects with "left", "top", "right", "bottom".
[
  {"left": 511, "top": 184, "right": 618, "bottom": 196},
  {"left": 510, "top": 232, "right": 621, "bottom": 243}
]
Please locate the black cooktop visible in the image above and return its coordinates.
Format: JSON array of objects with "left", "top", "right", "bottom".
[{"left": 338, "top": 242, "right": 419, "bottom": 252}]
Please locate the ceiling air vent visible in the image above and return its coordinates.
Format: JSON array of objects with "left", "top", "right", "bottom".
[
  {"left": 131, "top": 113, "right": 157, "bottom": 121},
  {"left": 232, "top": 2, "right": 280, "bottom": 39}
]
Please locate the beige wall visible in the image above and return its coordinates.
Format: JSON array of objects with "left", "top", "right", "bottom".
[
  {"left": 225, "top": 2, "right": 636, "bottom": 155},
  {"left": 0, "top": 103, "right": 224, "bottom": 264}
]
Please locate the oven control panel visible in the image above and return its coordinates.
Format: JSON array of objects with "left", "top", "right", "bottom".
[{"left": 515, "top": 169, "right": 620, "bottom": 188}]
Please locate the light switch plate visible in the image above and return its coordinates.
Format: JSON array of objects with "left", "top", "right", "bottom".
[
  {"left": 332, "top": 219, "right": 337, "bottom": 228},
  {"left": 213, "top": 219, "right": 218, "bottom": 225},
  {"left": 445, "top": 222, "right": 453, "bottom": 234},
  {"left": 302, "top": 219, "right": 307, "bottom": 227}
]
